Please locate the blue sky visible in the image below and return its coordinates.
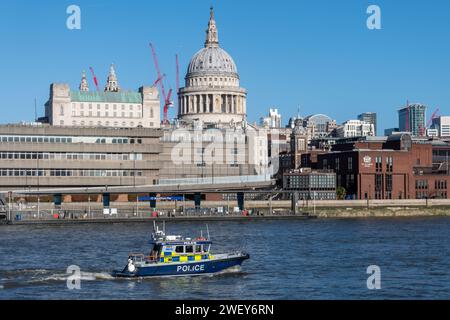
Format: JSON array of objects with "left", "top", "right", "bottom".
[{"left": 0, "top": 0, "right": 449, "bottom": 132}]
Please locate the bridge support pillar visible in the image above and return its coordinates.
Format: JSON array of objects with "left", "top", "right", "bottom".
[
  {"left": 291, "top": 192, "right": 299, "bottom": 214},
  {"left": 103, "top": 193, "right": 110, "bottom": 208},
  {"left": 194, "top": 193, "right": 201, "bottom": 209},
  {"left": 237, "top": 192, "right": 245, "bottom": 211},
  {"left": 149, "top": 193, "right": 157, "bottom": 210},
  {"left": 54, "top": 194, "right": 62, "bottom": 208}
]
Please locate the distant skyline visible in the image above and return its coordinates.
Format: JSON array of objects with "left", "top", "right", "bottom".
[{"left": 0, "top": 0, "right": 449, "bottom": 131}]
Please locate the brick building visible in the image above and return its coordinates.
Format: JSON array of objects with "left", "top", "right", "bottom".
[{"left": 315, "top": 133, "right": 450, "bottom": 199}]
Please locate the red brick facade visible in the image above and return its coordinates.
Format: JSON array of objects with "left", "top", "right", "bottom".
[{"left": 316, "top": 134, "right": 450, "bottom": 199}]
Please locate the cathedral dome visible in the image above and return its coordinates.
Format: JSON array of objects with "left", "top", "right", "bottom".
[
  {"left": 187, "top": 47, "right": 238, "bottom": 78},
  {"left": 178, "top": 7, "right": 247, "bottom": 125}
]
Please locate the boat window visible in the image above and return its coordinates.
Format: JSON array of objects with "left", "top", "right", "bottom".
[
  {"left": 195, "top": 245, "right": 202, "bottom": 253},
  {"left": 185, "top": 245, "right": 194, "bottom": 253},
  {"left": 175, "top": 246, "right": 184, "bottom": 253},
  {"left": 204, "top": 245, "right": 210, "bottom": 253}
]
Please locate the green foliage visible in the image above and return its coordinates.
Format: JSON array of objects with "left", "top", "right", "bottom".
[{"left": 336, "top": 187, "right": 346, "bottom": 200}]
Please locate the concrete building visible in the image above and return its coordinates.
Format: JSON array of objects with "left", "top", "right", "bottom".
[
  {"left": 158, "top": 125, "right": 266, "bottom": 182},
  {"left": 43, "top": 65, "right": 161, "bottom": 129},
  {"left": 260, "top": 108, "right": 282, "bottom": 129},
  {"left": 282, "top": 168, "right": 336, "bottom": 200},
  {"left": 358, "top": 112, "right": 377, "bottom": 135},
  {"left": 384, "top": 128, "right": 399, "bottom": 136},
  {"left": 0, "top": 124, "right": 162, "bottom": 192},
  {"left": 302, "top": 114, "right": 337, "bottom": 139},
  {"left": 427, "top": 128, "right": 439, "bottom": 137},
  {"left": 316, "top": 133, "right": 450, "bottom": 199},
  {"left": 398, "top": 103, "right": 427, "bottom": 136},
  {"left": 431, "top": 116, "right": 450, "bottom": 138},
  {"left": 335, "top": 120, "right": 375, "bottom": 138},
  {"left": 177, "top": 7, "right": 247, "bottom": 125}
]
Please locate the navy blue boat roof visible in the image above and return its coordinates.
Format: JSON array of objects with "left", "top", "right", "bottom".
[{"left": 152, "top": 240, "right": 212, "bottom": 246}]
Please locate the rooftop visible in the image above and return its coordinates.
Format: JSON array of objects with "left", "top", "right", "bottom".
[{"left": 70, "top": 91, "right": 142, "bottom": 104}]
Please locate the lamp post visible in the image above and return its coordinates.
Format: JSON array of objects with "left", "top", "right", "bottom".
[
  {"left": 88, "top": 196, "right": 91, "bottom": 219},
  {"left": 133, "top": 152, "right": 136, "bottom": 189},
  {"left": 119, "top": 162, "right": 123, "bottom": 186},
  {"left": 313, "top": 191, "right": 316, "bottom": 216}
]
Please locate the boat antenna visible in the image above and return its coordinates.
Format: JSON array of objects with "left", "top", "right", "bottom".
[{"left": 206, "top": 224, "right": 210, "bottom": 240}]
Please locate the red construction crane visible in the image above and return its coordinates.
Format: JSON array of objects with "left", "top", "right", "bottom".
[
  {"left": 176, "top": 54, "right": 180, "bottom": 114},
  {"left": 426, "top": 107, "right": 440, "bottom": 128},
  {"left": 152, "top": 74, "right": 166, "bottom": 87},
  {"left": 164, "top": 89, "right": 173, "bottom": 124},
  {"left": 149, "top": 43, "right": 172, "bottom": 124},
  {"left": 89, "top": 67, "right": 100, "bottom": 92}
]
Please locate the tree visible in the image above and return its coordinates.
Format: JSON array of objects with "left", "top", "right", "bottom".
[{"left": 336, "top": 187, "right": 346, "bottom": 200}]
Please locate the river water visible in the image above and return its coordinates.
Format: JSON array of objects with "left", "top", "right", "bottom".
[{"left": 0, "top": 217, "right": 449, "bottom": 299}]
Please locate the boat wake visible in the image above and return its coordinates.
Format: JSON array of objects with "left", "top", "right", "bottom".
[
  {"left": 0, "top": 268, "right": 116, "bottom": 290},
  {"left": 29, "top": 271, "right": 115, "bottom": 283}
]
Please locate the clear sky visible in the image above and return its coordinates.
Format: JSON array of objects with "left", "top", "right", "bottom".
[{"left": 0, "top": 0, "right": 449, "bottom": 132}]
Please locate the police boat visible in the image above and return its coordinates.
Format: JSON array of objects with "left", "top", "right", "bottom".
[{"left": 112, "top": 222, "right": 249, "bottom": 278}]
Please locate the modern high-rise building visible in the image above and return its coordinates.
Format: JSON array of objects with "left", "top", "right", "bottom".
[
  {"left": 398, "top": 103, "right": 426, "bottom": 136},
  {"left": 357, "top": 112, "right": 377, "bottom": 135}
]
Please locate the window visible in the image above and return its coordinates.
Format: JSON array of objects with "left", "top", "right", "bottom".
[
  {"left": 375, "top": 156, "right": 382, "bottom": 172},
  {"left": 386, "top": 156, "right": 393, "bottom": 173},
  {"left": 385, "top": 174, "right": 392, "bottom": 192},
  {"left": 185, "top": 246, "right": 193, "bottom": 253},
  {"left": 175, "top": 246, "right": 184, "bottom": 253},
  {"left": 347, "top": 157, "right": 353, "bottom": 170}
]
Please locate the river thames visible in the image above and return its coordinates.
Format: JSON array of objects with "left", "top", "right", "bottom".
[{"left": 0, "top": 217, "right": 449, "bottom": 299}]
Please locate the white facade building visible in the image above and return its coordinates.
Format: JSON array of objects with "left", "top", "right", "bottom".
[
  {"left": 336, "top": 120, "right": 375, "bottom": 138},
  {"left": 178, "top": 7, "right": 247, "bottom": 125},
  {"left": 44, "top": 65, "right": 161, "bottom": 128},
  {"left": 260, "top": 108, "right": 282, "bottom": 128},
  {"left": 431, "top": 116, "right": 450, "bottom": 137}
]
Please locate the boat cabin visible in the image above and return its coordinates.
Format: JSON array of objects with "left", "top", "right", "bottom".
[{"left": 139, "top": 236, "right": 213, "bottom": 263}]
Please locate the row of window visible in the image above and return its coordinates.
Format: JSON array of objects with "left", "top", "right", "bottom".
[
  {"left": 285, "top": 175, "right": 336, "bottom": 190},
  {"left": 435, "top": 180, "right": 447, "bottom": 190},
  {"left": 72, "top": 111, "right": 143, "bottom": 118},
  {"left": 0, "top": 135, "right": 136, "bottom": 145},
  {"left": 195, "top": 162, "right": 241, "bottom": 168},
  {"left": 0, "top": 169, "right": 144, "bottom": 177},
  {"left": 173, "top": 244, "right": 210, "bottom": 254},
  {"left": 188, "top": 76, "right": 238, "bottom": 87},
  {"left": 415, "top": 180, "right": 429, "bottom": 190},
  {"left": 62, "top": 120, "right": 154, "bottom": 128},
  {"left": 74, "top": 103, "right": 140, "bottom": 111},
  {"left": 375, "top": 156, "right": 393, "bottom": 173},
  {"left": 0, "top": 152, "right": 143, "bottom": 161},
  {"left": 296, "top": 192, "right": 337, "bottom": 200}
]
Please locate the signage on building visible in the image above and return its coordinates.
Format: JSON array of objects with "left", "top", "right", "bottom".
[{"left": 362, "top": 155, "right": 373, "bottom": 168}]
